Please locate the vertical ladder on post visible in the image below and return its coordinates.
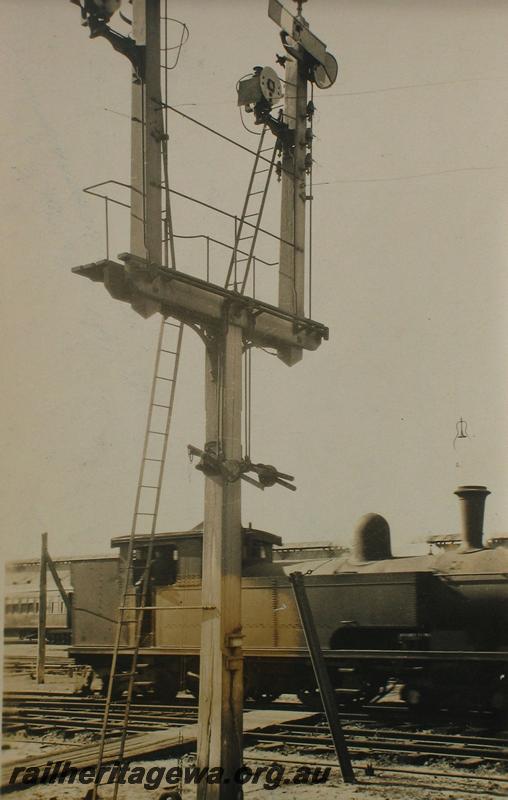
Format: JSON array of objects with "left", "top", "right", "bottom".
[
  {"left": 91, "top": 318, "right": 184, "bottom": 800},
  {"left": 225, "top": 126, "right": 279, "bottom": 294}
]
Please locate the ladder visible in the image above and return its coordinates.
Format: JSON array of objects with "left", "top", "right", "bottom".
[
  {"left": 91, "top": 317, "right": 184, "bottom": 800},
  {"left": 225, "top": 125, "right": 279, "bottom": 294}
]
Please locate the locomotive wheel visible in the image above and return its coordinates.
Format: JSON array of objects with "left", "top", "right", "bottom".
[
  {"left": 490, "top": 678, "right": 508, "bottom": 712},
  {"left": 400, "top": 683, "right": 438, "bottom": 713},
  {"left": 153, "top": 671, "right": 179, "bottom": 703},
  {"left": 297, "top": 688, "right": 322, "bottom": 710},
  {"left": 98, "top": 672, "right": 124, "bottom": 701},
  {"left": 248, "top": 690, "right": 280, "bottom": 705},
  {"left": 185, "top": 671, "right": 200, "bottom": 700}
]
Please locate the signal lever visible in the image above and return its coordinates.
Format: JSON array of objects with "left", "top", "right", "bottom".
[{"left": 188, "top": 444, "right": 296, "bottom": 492}]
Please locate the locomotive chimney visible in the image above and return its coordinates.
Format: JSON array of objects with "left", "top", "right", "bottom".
[
  {"left": 454, "top": 485, "right": 490, "bottom": 551},
  {"left": 353, "top": 513, "right": 392, "bottom": 562}
]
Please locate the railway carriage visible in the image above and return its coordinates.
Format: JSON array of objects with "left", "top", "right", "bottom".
[{"left": 3, "top": 555, "right": 116, "bottom": 644}]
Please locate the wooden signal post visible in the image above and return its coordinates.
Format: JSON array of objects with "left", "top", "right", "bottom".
[
  {"left": 72, "top": 1, "right": 336, "bottom": 796},
  {"left": 37, "top": 532, "right": 48, "bottom": 684}
]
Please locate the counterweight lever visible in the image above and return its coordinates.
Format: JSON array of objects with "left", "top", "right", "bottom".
[{"left": 188, "top": 444, "right": 296, "bottom": 491}]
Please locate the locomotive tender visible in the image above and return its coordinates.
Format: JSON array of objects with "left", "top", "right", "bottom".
[{"left": 68, "top": 484, "right": 508, "bottom": 712}]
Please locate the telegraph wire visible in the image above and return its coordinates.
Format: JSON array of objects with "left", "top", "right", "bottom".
[
  {"left": 314, "top": 165, "right": 505, "bottom": 185},
  {"left": 158, "top": 100, "right": 293, "bottom": 174},
  {"left": 318, "top": 76, "right": 505, "bottom": 99}
]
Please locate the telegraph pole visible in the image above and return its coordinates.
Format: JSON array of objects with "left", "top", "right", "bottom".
[{"left": 36, "top": 532, "right": 48, "bottom": 684}]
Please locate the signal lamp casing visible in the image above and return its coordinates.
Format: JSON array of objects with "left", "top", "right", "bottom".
[{"left": 237, "top": 67, "right": 283, "bottom": 107}]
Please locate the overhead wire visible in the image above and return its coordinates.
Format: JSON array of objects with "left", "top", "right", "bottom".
[
  {"left": 158, "top": 100, "right": 296, "bottom": 179},
  {"left": 313, "top": 164, "right": 504, "bottom": 185}
]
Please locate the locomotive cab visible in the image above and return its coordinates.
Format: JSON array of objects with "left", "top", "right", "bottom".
[{"left": 112, "top": 523, "right": 283, "bottom": 584}]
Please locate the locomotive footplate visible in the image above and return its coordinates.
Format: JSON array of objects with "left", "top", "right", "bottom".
[{"left": 69, "top": 645, "right": 508, "bottom": 662}]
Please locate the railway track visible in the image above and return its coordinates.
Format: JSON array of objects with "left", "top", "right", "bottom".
[
  {"left": 3, "top": 655, "right": 80, "bottom": 677},
  {"left": 247, "top": 716, "right": 508, "bottom": 766},
  {"left": 4, "top": 691, "right": 507, "bottom": 769},
  {"left": 2, "top": 693, "right": 198, "bottom": 738}
]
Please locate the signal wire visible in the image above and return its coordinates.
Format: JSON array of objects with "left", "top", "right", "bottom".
[
  {"left": 244, "top": 346, "right": 252, "bottom": 459},
  {"left": 158, "top": 100, "right": 296, "bottom": 178},
  {"left": 308, "top": 83, "right": 314, "bottom": 320}
]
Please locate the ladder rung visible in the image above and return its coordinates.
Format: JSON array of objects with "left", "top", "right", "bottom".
[
  {"left": 160, "top": 349, "right": 178, "bottom": 355},
  {"left": 136, "top": 512, "right": 156, "bottom": 516},
  {"left": 156, "top": 375, "right": 174, "bottom": 382},
  {"left": 148, "top": 430, "right": 168, "bottom": 436},
  {"left": 164, "top": 321, "right": 181, "bottom": 328},
  {"left": 260, "top": 147, "right": 273, "bottom": 152},
  {"left": 249, "top": 190, "right": 264, "bottom": 196},
  {"left": 255, "top": 168, "right": 270, "bottom": 174},
  {"left": 239, "top": 236, "right": 253, "bottom": 241},
  {"left": 141, "top": 484, "right": 159, "bottom": 489},
  {"left": 144, "top": 457, "right": 163, "bottom": 462},
  {"left": 152, "top": 403, "right": 170, "bottom": 409},
  {"left": 244, "top": 213, "right": 258, "bottom": 218}
]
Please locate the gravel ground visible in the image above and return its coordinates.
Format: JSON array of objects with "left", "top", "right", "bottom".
[
  {"left": 3, "top": 748, "right": 506, "bottom": 800},
  {"left": 3, "top": 646, "right": 507, "bottom": 799}
]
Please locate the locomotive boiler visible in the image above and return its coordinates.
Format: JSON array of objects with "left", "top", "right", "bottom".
[{"left": 69, "top": 485, "right": 508, "bottom": 712}]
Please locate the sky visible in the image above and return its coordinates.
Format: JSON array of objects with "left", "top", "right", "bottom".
[{"left": 1, "top": 0, "right": 508, "bottom": 564}]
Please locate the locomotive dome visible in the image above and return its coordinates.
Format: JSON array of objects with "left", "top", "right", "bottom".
[{"left": 309, "top": 484, "right": 508, "bottom": 577}]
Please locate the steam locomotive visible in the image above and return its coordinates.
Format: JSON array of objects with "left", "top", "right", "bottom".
[{"left": 65, "top": 484, "right": 508, "bottom": 712}]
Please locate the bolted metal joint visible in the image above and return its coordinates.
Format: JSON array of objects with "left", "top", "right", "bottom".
[{"left": 188, "top": 445, "right": 297, "bottom": 491}]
